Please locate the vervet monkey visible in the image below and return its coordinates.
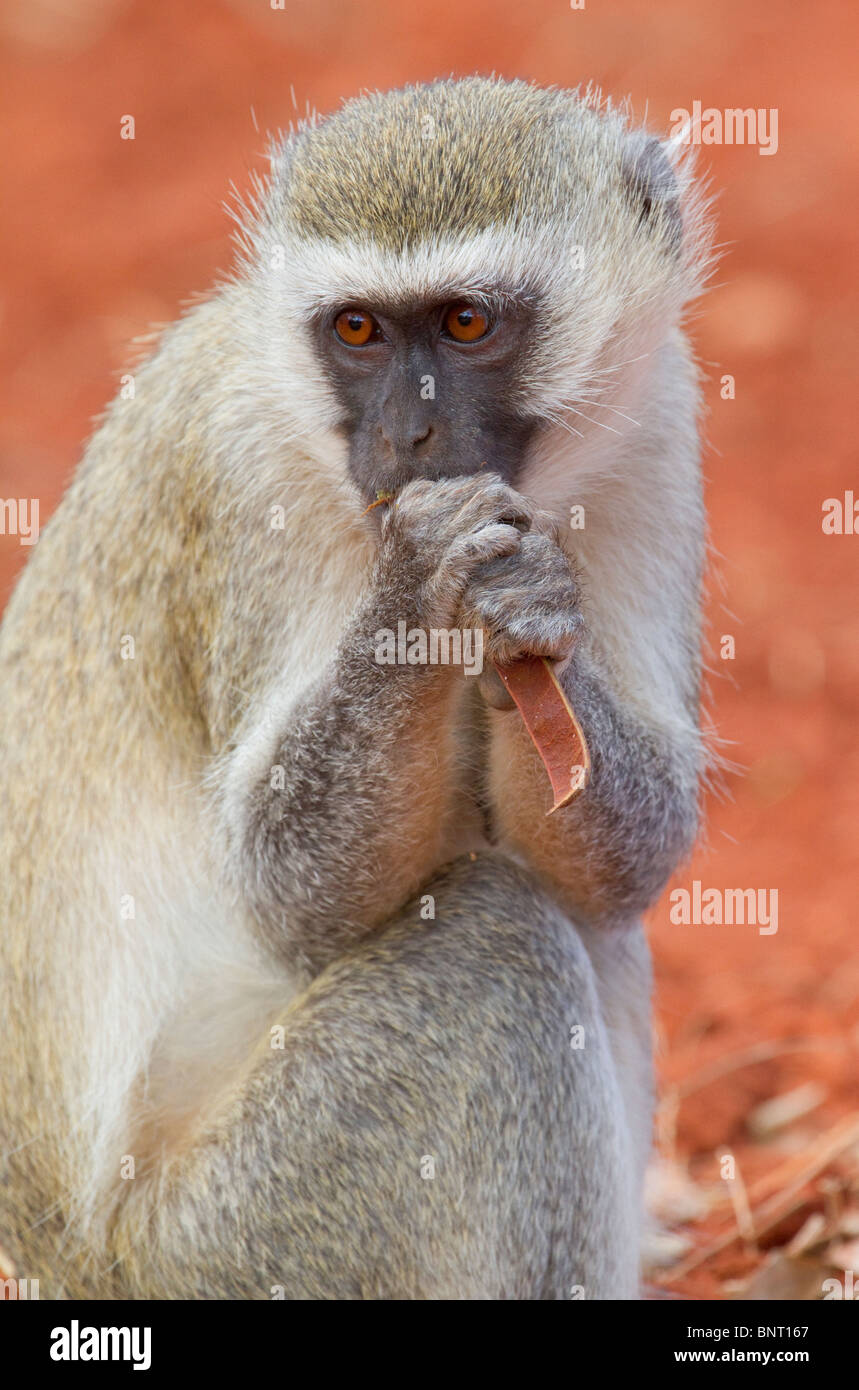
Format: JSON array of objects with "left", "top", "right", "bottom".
[{"left": 0, "top": 78, "right": 711, "bottom": 1299}]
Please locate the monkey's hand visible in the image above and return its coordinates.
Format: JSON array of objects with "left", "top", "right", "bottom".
[
  {"left": 370, "top": 473, "right": 535, "bottom": 639},
  {"left": 457, "top": 529, "right": 583, "bottom": 710}
]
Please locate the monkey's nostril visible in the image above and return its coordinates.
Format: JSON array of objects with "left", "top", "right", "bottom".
[{"left": 377, "top": 422, "right": 433, "bottom": 455}]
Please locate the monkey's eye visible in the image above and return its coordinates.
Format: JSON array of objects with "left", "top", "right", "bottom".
[
  {"left": 443, "top": 302, "right": 490, "bottom": 343},
  {"left": 334, "top": 309, "right": 381, "bottom": 346}
]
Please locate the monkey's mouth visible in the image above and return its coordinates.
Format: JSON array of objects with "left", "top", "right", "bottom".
[{"left": 357, "top": 458, "right": 502, "bottom": 511}]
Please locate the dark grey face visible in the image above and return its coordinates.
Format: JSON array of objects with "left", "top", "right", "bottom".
[{"left": 311, "top": 295, "right": 540, "bottom": 503}]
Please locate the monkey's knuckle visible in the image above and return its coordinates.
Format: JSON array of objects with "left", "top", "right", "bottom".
[
  {"left": 398, "top": 477, "right": 436, "bottom": 504},
  {"left": 550, "top": 576, "right": 581, "bottom": 612},
  {"left": 480, "top": 480, "right": 516, "bottom": 504},
  {"left": 439, "top": 473, "right": 499, "bottom": 513},
  {"left": 529, "top": 549, "right": 580, "bottom": 600},
  {"left": 457, "top": 479, "right": 530, "bottom": 531},
  {"left": 522, "top": 530, "right": 570, "bottom": 567},
  {"left": 461, "top": 523, "right": 521, "bottom": 564},
  {"left": 466, "top": 470, "right": 504, "bottom": 493},
  {"left": 487, "top": 482, "right": 534, "bottom": 520},
  {"left": 484, "top": 629, "right": 523, "bottom": 664},
  {"left": 478, "top": 596, "right": 582, "bottom": 663},
  {"left": 532, "top": 508, "right": 568, "bottom": 548}
]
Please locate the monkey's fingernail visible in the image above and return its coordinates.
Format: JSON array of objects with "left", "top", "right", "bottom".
[{"left": 498, "top": 511, "right": 530, "bottom": 534}]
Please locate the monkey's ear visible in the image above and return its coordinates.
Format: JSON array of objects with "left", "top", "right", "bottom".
[{"left": 620, "top": 133, "right": 682, "bottom": 250}]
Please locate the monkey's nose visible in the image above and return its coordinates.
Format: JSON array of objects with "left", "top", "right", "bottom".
[
  {"left": 378, "top": 422, "right": 433, "bottom": 454},
  {"left": 411, "top": 424, "right": 433, "bottom": 449}
]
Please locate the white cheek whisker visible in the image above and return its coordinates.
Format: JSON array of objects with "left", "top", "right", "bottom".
[
  {"left": 563, "top": 407, "right": 624, "bottom": 437},
  {"left": 585, "top": 350, "right": 653, "bottom": 380},
  {"left": 537, "top": 409, "right": 585, "bottom": 440},
  {"left": 570, "top": 399, "right": 642, "bottom": 429}
]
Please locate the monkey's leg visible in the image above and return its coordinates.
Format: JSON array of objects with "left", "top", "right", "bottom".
[{"left": 111, "top": 853, "right": 644, "bottom": 1300}]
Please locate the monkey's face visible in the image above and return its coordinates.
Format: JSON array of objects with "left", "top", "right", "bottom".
[
  {"left": 310, "top": 295, "right": 541, "bottom": 503},
  {"left": 258, "top": 80, "right": 708, "bottom": 511}
]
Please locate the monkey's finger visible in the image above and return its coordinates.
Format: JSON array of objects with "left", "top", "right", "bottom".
[
  {"left": 483, "top": 620, "right": 580, "bottom": 668},
  {"left": 461, "top": 578, "right": 583, "bottom": 664},
  {"left": 464, "top": 530, "right": 578, "bottom": 594},
  {"left": 424, "top": 523, "right": 523, "bottom": 613},
  {"left": 384, "top": 473, "right": 518, "bottom": 544},
  {"left": 452, "top": 481, "right": 535, "bottom": 537},
  {"left": 393, "top": 470, "right": 504, "bottom": 517}
]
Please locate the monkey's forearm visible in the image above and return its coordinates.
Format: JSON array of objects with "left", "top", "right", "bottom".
[
  {"left": 223, "top": 605, "right": 461, "bottom": 977},
  {"left": 220, "top": 474, "right": 534, "bottom": 975},
  {"left": 488, "top": 646, "right": 700, "bottom": 925}
]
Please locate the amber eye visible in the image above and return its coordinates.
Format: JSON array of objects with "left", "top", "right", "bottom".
[
  {"left": 443, "top": 302, "right": 490, "bottom": 343},
  {"left": 334, "top": 309, "right": 379, "bottom": 346}
]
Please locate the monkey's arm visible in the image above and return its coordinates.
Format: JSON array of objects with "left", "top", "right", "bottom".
[
  {"left": 487, "top": 642, "right": 701, "bottom": 924},
  {"left": 463, "top": 527, "right": 702, "bottom": 925},
  {"left": 218, "top": 475, "right": 531, "bottom": 977}
]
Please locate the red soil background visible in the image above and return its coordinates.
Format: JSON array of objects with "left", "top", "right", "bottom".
[{"left": 1, "top": 0, "right": 856, "bottom": 1298}]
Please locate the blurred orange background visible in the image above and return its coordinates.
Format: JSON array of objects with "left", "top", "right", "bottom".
[{"left": 1, "top": 0, "right": 857, "bottom": 1297}]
